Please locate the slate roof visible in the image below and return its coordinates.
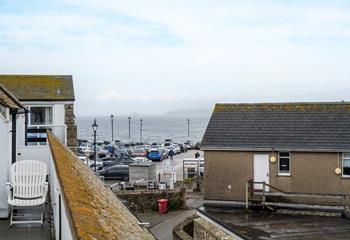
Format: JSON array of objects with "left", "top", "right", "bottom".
[
  {"left": 0, "top": 75, "right": 75, "bottom": 101},
  {"left": 0, "top": 84, "right": 25, "bottom": 109},
  {"left": 201, "top": 102, "right": 350, "bottom": 152}
]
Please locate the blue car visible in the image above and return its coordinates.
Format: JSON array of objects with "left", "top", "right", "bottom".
[{"left": 148, "top": 149, "right": 163, "bottom": 161}]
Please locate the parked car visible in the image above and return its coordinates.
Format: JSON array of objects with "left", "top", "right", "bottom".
[
  {"left": 184, "top": 141, "right": 192, "bottom": 150},
  {"left": 173, "top": 144, "right": 181, "bottom": 154},
  {"left": 131, "top": 148, "right": 147, "bottom": 157},
  {"left": 116, "top": 149, "right": 132, "bottom": 157},
  {"left": 98, "top": 164, "right": 129, "bottom": 181},
  {"left": 178, "top": 144, "right": 187, "bottom": 153},
  {"left": 132, "top": 157, "right": 152, "bottom": 163},
  {"left": 148, "top": 149, "right": 164, "bottom": 161}
]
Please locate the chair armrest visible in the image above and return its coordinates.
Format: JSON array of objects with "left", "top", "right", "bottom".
[
  {"left": 6, "top": 183, "right": 12, "bottom": 200},
  {"left": 44, "top": 182, "right": 49, "bottom": 196}
]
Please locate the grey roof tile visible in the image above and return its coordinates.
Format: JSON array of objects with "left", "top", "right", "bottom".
[{"left": 201, "top": 102, "right": 350, "bottom": 151}]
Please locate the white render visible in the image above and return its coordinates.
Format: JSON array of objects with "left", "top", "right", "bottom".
[
  {"left": 16, "top": 101, "right": 71, "bottom": 163},
  {"left": 0, "top": 107, "right": 10, "bottom": 217},
  {"left": 49, "top": 150, "right": 74, "bottom": 240}
]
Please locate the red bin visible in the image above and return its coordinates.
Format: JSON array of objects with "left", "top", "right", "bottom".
[{"left": 157, "top": 199, "right": 168, "bottom": 214}]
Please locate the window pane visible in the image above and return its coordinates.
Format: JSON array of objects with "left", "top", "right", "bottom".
[
  {"left": 30, "top": 107, "right": 52, "bottom": 125},
  {"left": 279, "top": 158, "right": 290, "bottom": 173},
  {"left": 344, "top": 159, "right": 350, "bottom": 176},
  {"left": 343, "top": 153, "right": 350, "bottom": 159},
  {"left": 279, "top": 152, "right": 290, "bottom": 157}
]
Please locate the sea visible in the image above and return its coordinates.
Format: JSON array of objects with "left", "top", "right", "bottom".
[{"left": 76, "top": 116, "right": 211, "bottom": 144}]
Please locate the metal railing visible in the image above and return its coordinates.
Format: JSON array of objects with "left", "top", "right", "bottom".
[{"left": 245, "top": 180, "right": 350, "bottom": 214}]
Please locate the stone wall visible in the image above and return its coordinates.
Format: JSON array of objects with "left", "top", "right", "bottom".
[
  {"left": 173, "top": 215, "right": 196, "bottom": 240},
  {"left": 115, "top": 188, "right": 186, "bottom": 213},
  {"left": 65, "top": 104, "right": 77, "bottom": 152},
  {"left": 193, "top": 218, "right": 235, "bottom": 240}
]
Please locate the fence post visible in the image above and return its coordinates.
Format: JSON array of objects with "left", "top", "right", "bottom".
[
  {"left": 262, "top": 181, "right": 266, "bottom": 209},
  {"left": 246, "top": 181, "right": 249, "bottom": 209}
]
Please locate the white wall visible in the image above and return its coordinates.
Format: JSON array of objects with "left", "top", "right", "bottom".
[
  {"left": 16, "top": 102, "right": 68, "bottom": 163},
  {"left": 0, "top": 110, "right": 10, "bottom": 218},
  {"left": 49, "top": 151, "right": 74, "bottom": 240}
]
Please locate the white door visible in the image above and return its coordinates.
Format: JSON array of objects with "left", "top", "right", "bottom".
[{"left": 253, "top": 154, "right": 269, "bottom": 191}]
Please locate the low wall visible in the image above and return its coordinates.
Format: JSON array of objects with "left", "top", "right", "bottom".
[
  {"left": 115, "top": 188, "right": 186, "bottom": 213},
  {"left": 173, "top": 215, "right": 196, "bottom": 240},
  {"left": 193, "top": 218, "right": 235, "bottom": 240}
]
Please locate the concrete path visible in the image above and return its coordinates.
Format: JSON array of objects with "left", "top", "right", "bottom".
[
  {"left": 149, "top": 210, "right": 195, "bottom": 240},
  {"left": 137, "top": 192, "right": 204, "bottom": 240}
]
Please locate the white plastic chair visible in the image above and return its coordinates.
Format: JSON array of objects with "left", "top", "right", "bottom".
[{"left": 6, "top": 160, "right": 48, "bottom": 226}]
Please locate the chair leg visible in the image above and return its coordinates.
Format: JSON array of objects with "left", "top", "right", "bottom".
[
  {"left": 40, "top": 204, "right": 44, "bottom": 226},
  {"left": 10, "top": 205, "right": 13, "bottom": 227}
]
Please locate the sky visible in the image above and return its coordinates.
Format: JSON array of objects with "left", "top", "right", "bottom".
[{"left": 1, "top": 0, "right": 350, "bottom": 116}]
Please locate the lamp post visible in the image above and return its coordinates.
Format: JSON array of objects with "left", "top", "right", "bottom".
[
  {"left": 187, "top": 118, "right": 190, "bottom": 140},
  {"left": 140, "top": 118, "right": 143, "bottom": 143},
  {"left": 128, "top": 116, "right": 131, "bottom": 142},
  {"left": 110, "top": 114, "right": 114, "bottom": 142},
  {"left": 92, "top": 119, "right": 98, "bottom": 172}
]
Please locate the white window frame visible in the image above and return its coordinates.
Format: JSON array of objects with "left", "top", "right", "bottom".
[
  {"left": 278, "top": 152, "right": 291, "bottom": 176},
  {"left": 342, "top": 153, "right": 350, "bottom": 178},
  {"left": 27, "top": 105, "right": 54, "bottom": 146}
]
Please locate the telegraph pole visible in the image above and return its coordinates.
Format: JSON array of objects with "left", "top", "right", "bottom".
[
  {"left": 187, "top": 118, "right": 190, "bottom": 140},
  {"left": 140, "top": 118, "right": 143, "bottom": 143}
]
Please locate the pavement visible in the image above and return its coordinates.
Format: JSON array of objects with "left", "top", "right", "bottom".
[{"left": 137, "top": 191, "right": 204, "bottom": 240}]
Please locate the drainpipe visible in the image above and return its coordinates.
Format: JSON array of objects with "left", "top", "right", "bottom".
[
  {"left": 24, "top": 109, "right": 28, "bottom": 146},
  {"left": 10, "top": 109, "right": 18, "bottom": 164}
]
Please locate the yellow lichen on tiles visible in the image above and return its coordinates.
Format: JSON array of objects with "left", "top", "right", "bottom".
[{"left": 47, "top": 132, "right": 155, "bottom": 240}]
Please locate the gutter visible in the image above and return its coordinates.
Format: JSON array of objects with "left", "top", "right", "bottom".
[
  {"left": 10, "top": 109, "right": 17, "bottom": 164},
  {"left": 201, "top": 146, "right": 350, "bottom": 153}
]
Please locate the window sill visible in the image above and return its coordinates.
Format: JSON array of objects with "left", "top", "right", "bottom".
[{"left": 278, "top": 173, "right": 291, "bottom": 177}]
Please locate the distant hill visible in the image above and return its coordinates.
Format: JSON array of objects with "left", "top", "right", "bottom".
[{"left": 165, "top": 108, "right": 212, "bottom": 117}]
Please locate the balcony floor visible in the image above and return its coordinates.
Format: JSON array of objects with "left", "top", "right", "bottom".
[{"left": 0, "top": 202, "right": 53, "bottom": 240}]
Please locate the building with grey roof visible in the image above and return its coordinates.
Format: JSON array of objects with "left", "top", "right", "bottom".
[{"left": 201, "top": 102, "right": 350, "bottom": 201}]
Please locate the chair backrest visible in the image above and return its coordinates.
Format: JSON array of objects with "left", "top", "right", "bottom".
[{"left": 10, "top": 160, "right": 47, "bottom": 199}]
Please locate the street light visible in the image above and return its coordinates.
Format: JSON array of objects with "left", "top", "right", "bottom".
[
  {"left": 140, "top": 118, "right": 143, "bottom": 143},
  {"left": 110, "top": 114, "right": 114, "bottom": 142},
  {"left": 128, "top": 116, "right": 131, "bottom": 142},
  {"left": 187, "top": 118, "right": 190, "bottom": 140},
  {"left": 92, "top": 119, "right": 98, "bottom": 172}
]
